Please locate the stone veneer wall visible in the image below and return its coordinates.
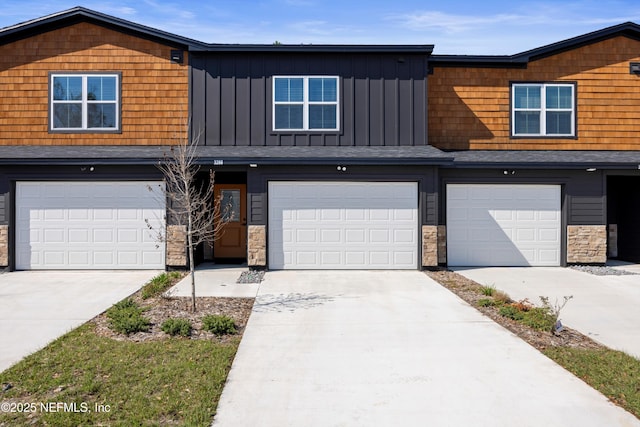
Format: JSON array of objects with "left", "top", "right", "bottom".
[
  {"left": 0, "top": 225, "right": 7, "bottom": 266},
  {"left": 437, "top": 225, "right": 447, "bottom": 265},
  {"left": 422, "top": 225, "right": 438, "bottom": 267},
  {"left": 567, "top": 225, "right": 607, "bottom": 264},
  {"left": 248, "top": 225, "right": 266, "bottom": 267},
  {"left": 166, "top": 225, "right": 187, "bottom": 267}
]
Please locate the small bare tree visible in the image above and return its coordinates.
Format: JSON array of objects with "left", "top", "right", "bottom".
[{"left": 149, "top": 131, "right": 230, "bottom": 312}]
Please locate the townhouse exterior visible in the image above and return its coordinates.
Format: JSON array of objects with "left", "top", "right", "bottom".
[{"left": 0, "top": 7, "right": 639, "bottom": 271}]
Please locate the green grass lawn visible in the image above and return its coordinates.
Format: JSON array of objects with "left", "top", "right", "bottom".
[
  {"left": 544, "top": 347, "right": 640, "bottom": 418},
  {"left": 0, "top": 323, "right": 239, "bottom": 426}
]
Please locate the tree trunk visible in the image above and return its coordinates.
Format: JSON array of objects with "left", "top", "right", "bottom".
[{"left": 188, "top": 213, "right": 196, "bottom": 312}]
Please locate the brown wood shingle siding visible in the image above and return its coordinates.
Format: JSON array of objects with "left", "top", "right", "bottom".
[
  {"left": 0, "top": 22, "right": 188, "bottom": 145},
  {"left": 428, "top": 36, "right": 640, "bottom": 150}
]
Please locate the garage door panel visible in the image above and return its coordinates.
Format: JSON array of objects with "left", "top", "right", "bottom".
[
  {"left": 346, "top": 229, "right": 366, "bottom": 243},
  {"left": 69, "top": 252, "right": 89, "bottom": 266},
  {"left": 269, "top": 182, "right": 418, "bottom": 269},
  {"left": 447, "top": 184, "right": 560, "bottom": 267},
  {"left": 16, "top": 181, "right": 165, "bottom": 270}
]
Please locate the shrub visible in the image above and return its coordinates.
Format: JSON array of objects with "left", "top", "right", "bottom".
[
  {"left": 477, "top": 298, "right": 495, "bottom": 307},
  {"left": 480, "top": 285, "right": 496, "bottom": 296},
  {"left": 521, "top": 307, "right": 556, "bottom": 332},
  {"left": 511, "top": 299, "right": 533, "bottom": 312},
  {"left": 493, "top": 290, "right": 512, "bottom": 305},
  {"left": 499, "top": 304, "right": 525, "bottom": 321},
  {"left": 202, "top": 315, "right": 237, "bottom": 336},
  {"left": 161, "top": 318, "right": 192, "bottom": 337},
  {"left": 106, "top": 299, "right": 151, "bottom": 335},
  {"left": 142, "top": 271, "right": 184, "bottom": 299}
]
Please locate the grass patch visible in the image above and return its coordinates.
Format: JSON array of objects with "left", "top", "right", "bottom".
[
  {"left": 480, "top": 285, "right": 496, "bottom": 296},
  {"left": 141, "top": 271, "right": 185, "bottom": 299},
  {"left": 477, "top": 298, "right": 496, "bottom": 307},
  {"left": 0, "top": 323, "right": 239, "bottom": 426},
  {"left": 544, "top": 347, "right": 640, "bottom": 418}
]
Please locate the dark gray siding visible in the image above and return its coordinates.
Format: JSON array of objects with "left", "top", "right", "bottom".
[
  {"left": 190, "top": 52, "right": 428, "bottom": 147},
  {"left": 0, "top": 193, "right": 6, "bottom": 224},
  {"left": 246, "top": 165, "right": 433, "bottom": 226}
]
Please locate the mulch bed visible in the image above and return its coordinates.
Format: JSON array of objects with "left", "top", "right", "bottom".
[
  {"left": 425, "top": 269, "right": 606, "bottom": 352},
  {"left": 92, "top": 290, "right": 254, "bottom": 343}
]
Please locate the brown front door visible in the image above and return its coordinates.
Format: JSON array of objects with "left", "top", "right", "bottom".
[{"left": 214, "top": 184, "right": 247, "bottom": 259}]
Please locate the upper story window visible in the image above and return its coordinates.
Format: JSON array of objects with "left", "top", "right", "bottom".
[
  {"left": 273, "top": 76, "right": 339, "bottom": 131},
  {"left": 50, "top": 73, "right": 120, "bottom": 132},
  {"left": 512, "top": 83, "right": 575, "bottom": 137}
]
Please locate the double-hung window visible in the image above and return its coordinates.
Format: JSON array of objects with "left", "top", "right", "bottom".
[
  {"left": 512, "top": 83, "right": 575, "bottom": 137},
  {"left": 273, "top": 76, "right": 339, "bottom": 131},
  {"left": 50, "top": 73, "right": 120, "bottom": 132}
]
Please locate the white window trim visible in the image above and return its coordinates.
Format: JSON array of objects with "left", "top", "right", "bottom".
[
  {"left": 50, "top": 73, "right": 120, "bottom": 131},
  {"left": 512, "top": 83, "right": 575, "bottom": 137},
  {"left": 272, "top": 76, "right": 340, "bottom": 131}
]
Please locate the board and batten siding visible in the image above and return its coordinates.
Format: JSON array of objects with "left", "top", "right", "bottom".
[
  {"left": 429, "top": 36, "right": 640, "bottom": 150},
  {"left": 0, "top": 22, "right": 189, "bottom": 146},
  {"left": 190, "top": 52, "right": 428, "bottom": 147}
]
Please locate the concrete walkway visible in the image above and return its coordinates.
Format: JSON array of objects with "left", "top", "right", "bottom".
[
  {"left": 168, "top": 264, "right": 258, "bottom": 298},
  {"left": 0, "top": 270, "right": 157, "bottom": 373},
  {"left": 454, "top": 266, "right": 640, "bottom": 358},
  {"left": 212, "top": 271, "right": 639, "bottom": 427}
]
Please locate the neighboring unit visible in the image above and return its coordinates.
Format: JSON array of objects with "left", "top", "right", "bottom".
[
  {"left": 429, "top": 22, "right": 640, "bottom": 266},
  {"left": 1, "top": 8, "right": 639, "bottom": 270}
]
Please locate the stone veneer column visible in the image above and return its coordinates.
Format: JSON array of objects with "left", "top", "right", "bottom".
[
  {"left": 0, "top": 225, "right": 8, "bottom": 266},
  {"left": 437, "top": 225, "right": 447, "bottom": 265},
  {"left": 567, "top": 225, "right": 607, "bottom": 264},
  {"left": 422, "top": 225, "right": 439, "bottom": 267},
  {"left": 166, "top": 225, "right": 187, "bottom": 267},
  {"left": 247, "top": 225, "right": 267, "bottom": 267}
]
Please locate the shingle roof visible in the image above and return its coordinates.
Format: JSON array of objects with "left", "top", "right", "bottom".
[
  {"left": 430, "top": 21, "right": 640, "bottom": 67},
  {"left": 0, "top": 6, "right": 207, "bottom": 49},
  {"left": 0, "top": 145, "right": 453, "bottom": 166},
  {"left": 450, "top": 150, "right": 640, "bottom": 169}
]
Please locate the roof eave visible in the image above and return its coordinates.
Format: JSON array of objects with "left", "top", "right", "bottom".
[{"left": 0, "top": 6, "right": 207, "bottom": 50}]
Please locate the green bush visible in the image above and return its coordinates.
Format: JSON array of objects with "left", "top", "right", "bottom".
[
  {"left": 480, "top": 285, "right": 496, "bottom": 296},
  {"left": 141, "top": 271, "right": 184, "bottom": 299},
  {"left": 202, "top": 315, "right": 237, "bottom": 336},
  {"left": 499, "top": 304, "right": 525, "bottom": 321},
  {"left": 477, "top": 298, "right": 496, "bottom": 307},
  {"left": 106, "top": 299, "right": 151, "bottom": 335},
  {"left": 521, "top": 307, "right": 556, "bottom": 332},
  {"left": 161, "top": 318, "right": 192, "bottom": 337}
]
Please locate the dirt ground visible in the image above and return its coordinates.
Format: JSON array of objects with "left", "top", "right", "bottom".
[{"left": 425, "top": 269, "right": 606, "bottom": 352}]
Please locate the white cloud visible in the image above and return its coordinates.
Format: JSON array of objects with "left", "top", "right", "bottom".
[{"left": 393, "top": 11, "right": 526, "bottom": 33}]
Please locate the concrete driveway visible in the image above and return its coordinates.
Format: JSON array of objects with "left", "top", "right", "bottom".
[
  {"left": 454, "top": 266, "right": 640, "bottom": 358},
  {"left": 0, "top": 270, "right": 159, "bottom": 372},
  {"left": 212, "top": 270, "right": 639, "bottom": 427}
]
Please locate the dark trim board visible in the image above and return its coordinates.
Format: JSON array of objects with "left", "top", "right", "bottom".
[{"left": 247, "top": 164, "right": 436, "bottom": 227}]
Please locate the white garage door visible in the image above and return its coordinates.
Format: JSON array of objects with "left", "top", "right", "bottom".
[
  {"left": 268, "top": 182, "right": 418, "bottom": 269},
  {"left": 16, "top": 181, "right": 165, "bottom": 270},
  {"left": 447, "top": 184, "right": 561, "bottom": 266}
]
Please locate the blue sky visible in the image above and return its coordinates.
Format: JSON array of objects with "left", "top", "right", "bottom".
[{"left": 1, "top": 1, "right": 639, "bottom": 54}]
